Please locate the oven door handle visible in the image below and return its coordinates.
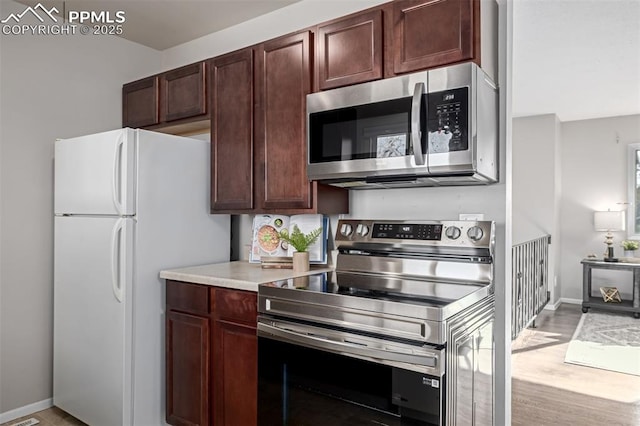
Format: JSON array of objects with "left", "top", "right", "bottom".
[
  {"left": 258, "top": 321, "right": 438, "bottom": 368},
  {"left": 411, "top": 82, "right": 426, "bottom": 166}
]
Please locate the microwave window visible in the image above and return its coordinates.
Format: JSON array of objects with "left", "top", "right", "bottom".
[{"left": 309, "top": 97, "right": 425, "bottom": 164}]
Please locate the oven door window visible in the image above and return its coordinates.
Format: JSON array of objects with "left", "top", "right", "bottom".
[
  {"left": 258, "top": 337, "right": 442, "bottom": 426},
  {"left": 308, "top": 97, "right": 426, "bottom": 164}
]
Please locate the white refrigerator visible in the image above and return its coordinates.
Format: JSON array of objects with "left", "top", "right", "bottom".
[{"left": 53, "top": 128, "right": 229, "bottom": 426}]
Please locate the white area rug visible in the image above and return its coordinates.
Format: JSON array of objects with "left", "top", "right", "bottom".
[{"left": 564, "top": 311, "right": 640, "bottom": 376}]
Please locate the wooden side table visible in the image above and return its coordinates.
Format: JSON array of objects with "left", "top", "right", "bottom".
[{"left": 581, "top": 259, "right": 640, "bottom": 318}]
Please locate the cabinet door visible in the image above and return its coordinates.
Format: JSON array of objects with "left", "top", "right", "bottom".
[
  {"left": 122, "top": 76, "right": 159, "bottom": 128},
  {"left": 209, "top": 49, "right": 254, "bottom": 212},
  {"left": 161, "top": 62, "right": 207, "bottom": 122},
  {"left": 317, "top": 9, "right": 383, "bottom": 90},
  {"left": 393, "top": 0, "right": 476, "bottom": 74},
  {"left": 212, "top": 321, "right": 258, "bottom": 426},
  {"left": 256, "top": 31, "right": 313, "bottom": 211},
  {"left": 166, "top": 310, "right": 210, "bottom": 426},
  {"left": 212, "top": 288, "right": 257, "bottom": 425}
]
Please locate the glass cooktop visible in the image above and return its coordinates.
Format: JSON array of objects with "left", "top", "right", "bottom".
[{"left": 261, "top": 271, "right": 485, "bottom": 308}]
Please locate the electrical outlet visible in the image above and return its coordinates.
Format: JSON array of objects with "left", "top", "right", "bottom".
[
  {"left": 10, "top": 418, "right": 39, "bottom": 426},
  {"left": 459, "top": 213, "right": 484, "bottom": 221}
]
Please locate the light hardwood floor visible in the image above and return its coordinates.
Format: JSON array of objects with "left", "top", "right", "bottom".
[
  {"left": 0, "top": 406, "right": 85, "bottom": 426},
  {"left": 512, "top": 304, "right": 640, "bottom": 426}
]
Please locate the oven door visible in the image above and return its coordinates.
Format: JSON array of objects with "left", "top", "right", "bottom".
[{"left": 257, "top": 318, "right": 445, "bottom": 426}]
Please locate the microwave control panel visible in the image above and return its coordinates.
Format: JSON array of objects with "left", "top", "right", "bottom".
[{"left": 426, "top": 87, "right": 469, "bottom": 153}]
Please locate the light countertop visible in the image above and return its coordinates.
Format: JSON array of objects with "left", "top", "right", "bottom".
[{"left": 159, "top": 261, "right": 333, "bottom": 292}]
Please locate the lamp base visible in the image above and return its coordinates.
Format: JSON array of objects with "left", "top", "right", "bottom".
[{"left": 604, "top": 245, "right": 616, "bottom": 262}]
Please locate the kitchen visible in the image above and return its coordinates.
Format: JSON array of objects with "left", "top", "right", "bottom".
[{"left": 1, "top": 0, "right": 638, "bottom": 425}]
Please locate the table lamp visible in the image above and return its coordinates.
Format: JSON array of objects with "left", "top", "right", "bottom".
[{"left": 594, "top": 210, "right": 625, "bottom": 262}]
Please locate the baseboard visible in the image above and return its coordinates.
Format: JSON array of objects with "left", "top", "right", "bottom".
[
  {"left": 543, "top": 298, "right": 563, "bottom": 310},
  {"left": 0, "top": 398, "right": 53, "bottom": 424},
  {"left": 559, "top": 298, "right": 582, "bottom": 305}
]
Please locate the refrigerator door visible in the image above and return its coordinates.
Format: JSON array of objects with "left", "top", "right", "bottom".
[
  {"left": 54, "top": 128, "right": 136, "bottom": 216},
  {"left": 54, "top": 215, "right": 134, "bottom": 426}
]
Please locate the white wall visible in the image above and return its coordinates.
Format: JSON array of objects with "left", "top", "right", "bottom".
[
  {"left": 512, "top": 114, "right": 640, "bottom": 304},
  {"left": 512, "top": 0, "right": 640, "bottom": 122},
  {"left": 559, "top": 114, "right": 640, "bottom": 302},
  {"left": 512, "top": 114, "right": 559, "bottom": 243},
  {"left": 0, "top": 0, "right": 162, "bottom": 417},
  {"left": 512, "top": 114, "right": 561, "bottom": 304}
]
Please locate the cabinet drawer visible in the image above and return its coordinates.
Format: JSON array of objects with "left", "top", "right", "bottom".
[
  {"left": 166, "top": 280, "right": 210, "bottom": 314},
  {"left": 213, "top": 288, "right": 257, "bottom": 326}
]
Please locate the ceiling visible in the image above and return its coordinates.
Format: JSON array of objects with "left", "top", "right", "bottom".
[
  {"left": 13, "top": 0, "right": 640, "bottom": 122},
  {"left": 512, "top": 0, "right": 640, "bottom": 122}
]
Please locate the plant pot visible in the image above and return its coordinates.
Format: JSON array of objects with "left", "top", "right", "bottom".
[
  {"left": 624, "top": 250, "right": 636, "bottom": 258},
  {"left": 292, "top": 251, "right": 309, "bottom": 272}
]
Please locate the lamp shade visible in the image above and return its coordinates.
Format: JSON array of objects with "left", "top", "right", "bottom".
[{"left": 594, "top": 210, "right": 626, "bottom": 232}]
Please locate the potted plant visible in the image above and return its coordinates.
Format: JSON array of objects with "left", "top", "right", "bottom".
[
  {"left": 622, "top": 240, "right": 639, "bottom": 257},
  {"left": 278, "top": 225, "right": 323, "bottom": 272}
]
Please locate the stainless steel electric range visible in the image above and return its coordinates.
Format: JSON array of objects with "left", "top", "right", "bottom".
[{"left": 257, "top": 219, "right": 496, "bottom": 426}]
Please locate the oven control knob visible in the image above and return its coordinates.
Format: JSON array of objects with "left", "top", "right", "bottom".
[
  {"left": 467, "top": 226, "right": 484, "bottom": 242},
  {"left": 445, "top": 226, "right": 461, "bottom": 240},
  {"left": 340, "top": 223, "right": 353, "bottom": 237},
  {"left": 356, "top": 224, "right": 369, "bottom": 237}
]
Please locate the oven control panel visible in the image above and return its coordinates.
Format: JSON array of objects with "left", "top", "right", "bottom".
[
  {"left": 336, "top": 219, "right": 494, "bottom": 248},
  {"left": 372, "top": 223, "right": 442, "bottom": 240}
]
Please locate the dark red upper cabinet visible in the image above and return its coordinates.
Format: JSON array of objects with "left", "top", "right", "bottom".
[
  {"left": 255, "top": 31, "right": 313, "bottom": 211},
  {"left": 209, "top": 49, "right": 255, "bottom": 213},
  {"left": 317, "top": 9, "right": 383, "bottom": 90},
  {"left": 160, "top": 62, "right": 207, "bottom": 122},
  {"left": 393, "top": 0, "right": 477, "bottom": 75},
  {"left": 122, "top": 76, "right": 160, "bottom": 128}
]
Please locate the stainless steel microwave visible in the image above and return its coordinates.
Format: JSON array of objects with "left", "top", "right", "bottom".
[{"left": 306, "top": 62, "right": 498, "bottom": 189}]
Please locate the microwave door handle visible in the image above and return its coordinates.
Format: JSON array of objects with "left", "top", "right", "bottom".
[{"left": 411, "top": 82, "right": 426, "bottom": 166}]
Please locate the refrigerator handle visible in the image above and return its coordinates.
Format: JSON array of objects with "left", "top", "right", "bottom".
[
  {"left": 411, "top": 82, "right": 426, "bottom": 166},
  {"left": 112, "top": 134, "right": 125, "bottom": 215},
  {"left": 111, "top": 218, "right": 125, "bottom": 303}
]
